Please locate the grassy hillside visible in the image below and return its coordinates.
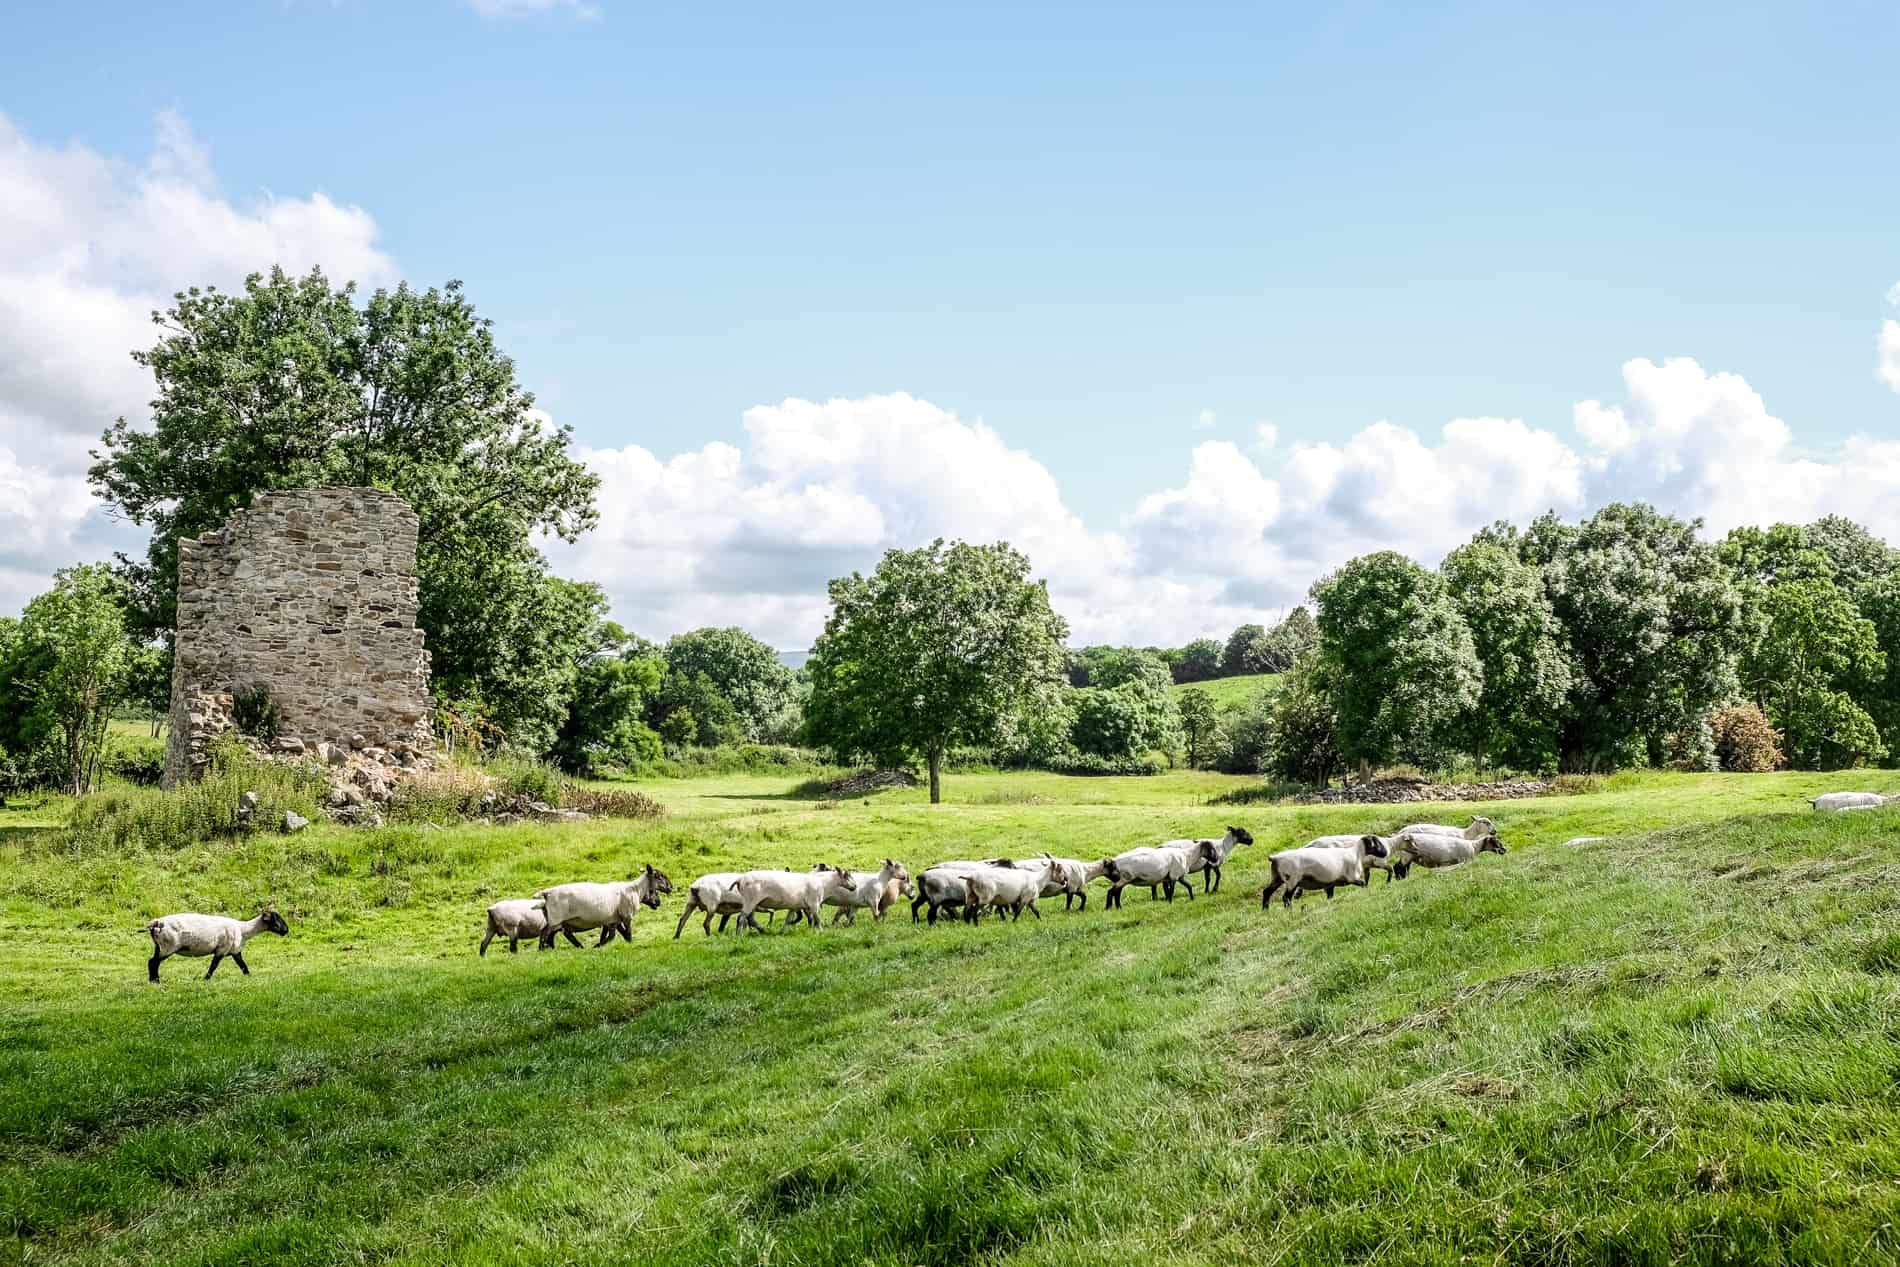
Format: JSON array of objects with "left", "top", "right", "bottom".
[
  {"left": 3, "top": 769, "right": 1899, "bottom": 1264},
  {"left": 1171, "top": 672, "right": 1281, "bottom": 711}
]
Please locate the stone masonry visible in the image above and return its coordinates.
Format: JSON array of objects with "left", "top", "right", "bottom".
[{"left": 163, "top": 488, "right": 433, "bottom": 787}]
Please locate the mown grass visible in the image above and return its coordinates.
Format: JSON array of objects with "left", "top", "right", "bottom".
[
  {"left": 1170, "top": 672, "right": 1281, "bottom": 711},
  {"left": 1, "top": 769, "right": 1898, "bottom": 1264}
]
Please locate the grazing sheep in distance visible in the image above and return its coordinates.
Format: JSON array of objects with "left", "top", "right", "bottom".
[
  {"left": 481, "top": 898, "right": 583, "bottom": 955},
  {"left": 147, "top": 909, "right": 289, "bottom": 982},
  {"left": 1389, "top": 830, "right": 1505, "bottom": 877},
  {"left": 537, "top": 866, "right": 674, "bottom": 948},
  {"left": 1260, "top": 835, "right": 1388, "bottom": 910},
  {"left": 1812, "top": 792, "right": 1888, "bottom": 812}
]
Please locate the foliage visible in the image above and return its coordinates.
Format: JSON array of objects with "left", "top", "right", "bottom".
[
  {"left": 230, "top": 684, "right": 285, "bottom": 743},
  {"left": 1039, "top": 750, "right": 1168, "bottom": 776},
  {"left": 103, "top": 735, "right": 167, "bottom": 787},
  {"left": 1441, "top": 540, "right": 1572, "bottom": 772},
  {"left": 436, "top": 571, "right": 608, "bottom": 758},
  {"left": 1260, "top": 606, "right": 1319, "bottom": 672},
  {"left": 1081, "top": 647, "right": 1174, "bottom": 693},
  {"left": 385, "top": 764, "right": 493, "bottom": 824},
  {"left": 1661, "top": 715, "right": 1719, "bottom": 773},
  {"left": 1177, "top": 687, "right": 1222, "bottom": 768},
  {"left": 805, "top": 539, "right": 1069, "bottom": 802},
  {"left": 1538, "top": 504, "right": 1748, "bottom": 771},
  {"left": 1739, "top": 575, "right": 1887, "bottom": 769},
  {"left": 1, "top": 565, "right": 136, "bottom": 794},
  {"left": 635, "top": 744, "right": 834, "bottom": 778},
  {"left": 63, "top": 740, "right": 326, "bottom": 853},
  {"left": 548, "top": 643, "right": 665, "bottom": 776},
  {"left": 554, "top": 782, "right": 664, "bottom": 819},
  {"left": 88, "top": 267, "right": 600, "bottom": 750},
  {"left": 1262, "top": 657, "right": 1342, "bottom": 786},
  {"left": 651, "top": 670, "right": 747, "bottom": 749},
  {"left": 1221, "top": 623, "right": 1274, "bottom": 676},
  {"left": 1214, "top": 688, "right": 1276, "bottom": 775},
  {"left": 659, "top": 627, "right": 796, "bottom": 741},
  {"left": 1858, "top": 570, "right": 1900, "bottom": 760},
  {"left": 1312, "top": 551, "right": 1482, "bottom": 772},
  {"left": 1171, "top": 638, "right": 1223, "bottom": 683},
  {"left": 1067, "top": 679, "right": 1180, "bottom": 762},
  {"left": 1708, "top": 703, "right": 1785, "bottom": 772},
  {"left": 1807, "top": 515, "right": 1900, "bottom": 589},
  {"left": 485, "top": 755, "right": 566, "bottom": 806}
]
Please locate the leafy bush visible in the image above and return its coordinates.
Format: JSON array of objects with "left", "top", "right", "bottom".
[
  {"left": 231, "top": 684, "right": 285, "bottom": 742},
  {"left": 62, "top": 740, "right": 325, "bottom": 854},
  {"left": 1662, "top": 717, "right": 1719, "bottom": 772},
  {"left": 104, "top": 735, "right": 167, "bottom": 786},
  {"left": 1709, "top": 704, "right": 1784, "bottom": 772},
  {"left": 1041, "top": 751, "right": 1166, "bottom": 776},
  {"left": 1215, "top": 691, "right": 1276, "bottom": 774}
]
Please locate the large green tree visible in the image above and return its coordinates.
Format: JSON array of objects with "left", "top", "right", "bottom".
[
  {"left": 659, "top": 627, "right": 796, "bottom": 741},
  {"left": 1176, "top": 687, "right": 1221, "bottom": 768},
  {"left": 1, "top": 566, "right": 134, "bottom": 794},
  {"left": 1857, "top": 569, "right": 1900, "bottom": 760},
  {"left": 1537, "top": 505, "right": 1747, "bottom": 770},
  {"left": 548, "top": 627, "right": 667, "bottom": 775},
  {"left": 1441, "top": 539, "right": 1573, "bottom": 773},
  {"left": 1311, "top": 551, "right": 1482, "bottom": 774},
  {"left": 1171, "top": 638, "right": 1223, "bottom": 683},
  {"left": 88, "top": 267, "right": 600, "bottom": 748},
  {"left": 804, "top": 540, "right": 1069, "bottom": 802},
  {"left": 1260, "top": 606, "right": 1319, "bottom": 673},
  {"left": 1740, "top": 576, "right": 1887, "bottom": 769}
]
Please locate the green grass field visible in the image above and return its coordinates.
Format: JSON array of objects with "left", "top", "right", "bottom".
[
  {"left": 1170, "top": 672, "right": 1280, "bottom": 711},
  {"left": 4, "top": 767, "right": 1900, "bottom": 1264}
]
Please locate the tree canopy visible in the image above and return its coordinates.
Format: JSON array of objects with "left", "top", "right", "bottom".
[{"left": 805, "top": 540, "right": 1069, "bottom": 802}]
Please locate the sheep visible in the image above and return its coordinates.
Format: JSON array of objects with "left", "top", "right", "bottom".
[
  {"left": 1173, "top": 825, "right": 1255, "bottom": 893},
  {"left": 1040, "top": 857, "right": 1108, "bottom": 910},
  {"left": 729, "top": 865, "right": 858, "bottom": 932},
  {"left": 674, "top": 872, "right": 754, "bottom": 938},
  {"left": 960, "top": 856, "right": 1061, "bottom": 924},
  {"left": 1396, "top": 815, "right": 1497, "bottom": 840},
  {"left": 1811, "top": 792, "right": 1889, "bottom": 812},
  {"left": 1389, "top": 830, "right": 1506, "bottom": 875},
  {"left": 1296, "top": 833, "right": 1406, "bottom": 881},
  {"left": 146, "top": 909, "right": 288, "bottom": 982},
  {"left": 1101, "top": 841, "right": 1217, "bottom": 909},
  {"left": 784, "top": 860, "right": 910, "bottom": 926},
  {"left": 536, "top": 865, "right": 674, "bottom": 949},
  {"left": 479, "top": 898, "right": 584, "bottom": 955},
  {"left": 1259, "top": 835, "right": 1388, "bottom": 910},
  {"left": 912, "top": 858, "right": 1017, "bottom": 924}
]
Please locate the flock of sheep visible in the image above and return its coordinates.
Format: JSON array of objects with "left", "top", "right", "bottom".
[{"left": 139, "top": 789, "right": 1892, "bottom": 980}]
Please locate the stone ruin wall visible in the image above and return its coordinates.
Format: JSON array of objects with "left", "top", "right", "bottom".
[{"left": 163, "top": 488, "right": 433, "bottom": 786}]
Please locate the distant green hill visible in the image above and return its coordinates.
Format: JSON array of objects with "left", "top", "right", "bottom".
[{"left": 1171, "top": 671, "right": 1281, "bottom": 711}]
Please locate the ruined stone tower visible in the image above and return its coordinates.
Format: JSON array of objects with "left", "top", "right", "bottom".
[{"left": 163, "top": 488, "right": 433, "bottom": 786}]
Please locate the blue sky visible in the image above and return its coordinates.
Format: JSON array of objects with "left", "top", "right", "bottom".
[{"left": 2, "top": 1, "right": 1898, "bottom": 643}]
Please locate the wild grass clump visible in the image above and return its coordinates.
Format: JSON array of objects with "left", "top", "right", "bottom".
[
  {"left": 102, "top": 735, "right": 166, "bottom": 787},
  {"left": 61, "top": 740, "right": 325, "bottom": 855},
  {"left": 557, "top": 783, "right": 664, "bottom": 819},
  {"left": 1207, "top": 779, "right": 1306, "bottom": 806},
  {"left": 386, "top": 763, "right": 492, "bottom": 824},
  {"left": 487, "top": 755, "right": 565, "bottom": 804},
  {"left": 637, "top": 744, "right": 830, "bottom": 778}
]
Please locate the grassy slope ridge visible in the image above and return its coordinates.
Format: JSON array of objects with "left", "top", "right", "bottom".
[
  {"left": 2, "top": 770, "right": 1899, "bottom": 1264},
  {"left": 1170, "top": 672, "right": 1280, "bottom": 710}
]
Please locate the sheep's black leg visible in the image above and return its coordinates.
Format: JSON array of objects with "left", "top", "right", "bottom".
[
  {"left": 1076, "top": 890, "right": 1087, "bottom": 912},
  {"left": 1182, "top": 878, "right": 1194, "bottom": 900},
  {"left": 233, "top": 953, "right": 250, "bottom": 975},
  {"left": 1261, "top": 876, "right": 1282, "bottom": 908},
  {"left": 480, "top": 927, "right": 496, "bottom": 956},
  {"left": 1148, "top": 884, "right": 1159, "bottom": 901},
  {"left": 673, "top": 906, "right": 693, "bottom": 939},
  {"left": 511, "top": 936, "right": 522, "bottom": 953},
  {"left": 205, "top": 954, "right": 222, "bottom": 979},
  {"left": 1026, "top": 902, "right": 1040, "bottom": 920},
  {"left": 148, "top": 953, "right": 163, "bottom": 983},
  {"left": 1323, "top": 885, "right": 1335, "bottom": 899},
  {"left": 562, "top": 929, "right": 584, "bottom": 948},
  {"left": 595, "top": 926, "right": 615, "bottom": 947}
]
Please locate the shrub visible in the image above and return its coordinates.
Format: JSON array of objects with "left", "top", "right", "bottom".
[
  {"left": 62, "top": 740, "right": 325, "bottom": 854},
  {"left": 1042, "top": 751, "right": 1167, "bottom": 776},
  {"left": 636, "top": 744, "right": 831, "bottom": 778},
  {"left": 1662, "top": 717, "right": 1719, "bottom": 772},
  {"left": 103, "top": 735, "right": 166, "bottom": 787},
  {"left": 487, "top": 755, "right": 566, "bottom": 805},
  {"left": 231, "top": 684, "right": 284, "bottom": 742},
  {"left": 1709, "top": 704, "right": 1784, "bottom": 772},
  {"left": 1216, "top": 691, "right": 1277, "bottom": 774},
  {"left": 386, "top": 763, "right": 491, "bottom": 824}
]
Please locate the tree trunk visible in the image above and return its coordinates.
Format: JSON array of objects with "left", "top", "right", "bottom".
[{"left": 928, "top": 747, "right": 942, "bottom": 805}]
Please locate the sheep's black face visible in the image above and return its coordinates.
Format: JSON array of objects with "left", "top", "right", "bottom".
[
  {"left": 1102, "top": 859, "right": 1121, "bottom": 882},
  {"left": 1479, "top": 835, "right": 1507, "bottom": 855},
  {"left": 1230, "top": 827, "right": 1254, "bottom": 846},
  {"left": 263, "top": 911, "right": 289, "bottom": 936},
  {"left": 1363, "top": 836, "right": 1389, "bottom": 858}
]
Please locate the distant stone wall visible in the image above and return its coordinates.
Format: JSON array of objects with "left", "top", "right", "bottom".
[{"left": 163, "top": 488, "right": 433, "bottom": 786}]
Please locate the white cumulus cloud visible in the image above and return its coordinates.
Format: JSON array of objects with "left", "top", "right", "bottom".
[{"left": 0, "top": 111, "right": 394, "bottom": 615}]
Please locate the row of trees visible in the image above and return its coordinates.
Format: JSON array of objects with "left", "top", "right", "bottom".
[{"left": 1068, "top": 609, "right": 1317, "bottom": 688}]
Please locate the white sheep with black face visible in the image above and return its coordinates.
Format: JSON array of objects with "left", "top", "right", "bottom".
[
  {"left": 481, "top": 898, "right": 583, "bottom": 956},
  {"left": 1259, "top": 835, "right": 1388, "bottom": 911},
  {"left": 728, "top": 866, "right": 858, "bottom": 932},
  {"left": 146, "top": 909, "right": 289, "bottom": 982},
  {"left": 1100, "top": 841, "right": 1218, "bottom": 909},
  {"left": 536, "top": 866, "right": 674, "bottom": 948}
]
